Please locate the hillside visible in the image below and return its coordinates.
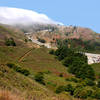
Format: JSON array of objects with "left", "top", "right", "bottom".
[
  {"left": 24, "top": 26, "right": 100, "bottom": 54},
  {"left": 0, "top": 19, "right": 100, "bottom": 100},
  {"left": 0, "top": 46, "right": 82, "bottom": 100},
  {"left": 0, "top": 24, "right": 27, "bottom": 46}
]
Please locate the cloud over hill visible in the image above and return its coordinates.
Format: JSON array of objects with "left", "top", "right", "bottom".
[{"left": 0, "top": 7, "right": 59, "bottom": 25}]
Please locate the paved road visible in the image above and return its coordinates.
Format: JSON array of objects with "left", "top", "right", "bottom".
[
  {"left": 27, "top": 35, "right": 51, "bottom": 48},
  {"left": 85, "top": 53, "right": 100, "bottom": 64}
]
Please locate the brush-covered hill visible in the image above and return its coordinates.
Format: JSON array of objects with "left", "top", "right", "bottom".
[
  {"left": 0, "top": 24, "right": 100, "bottom": 100},
  {"left": 0, "top": 24, "right": 27, "bottom": 46}
]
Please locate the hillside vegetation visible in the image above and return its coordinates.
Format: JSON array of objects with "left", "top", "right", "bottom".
[
  {"left": 0, "top": 24, "right": 100, "bottom": 100},
  {"left": 0, "top": 24, "right": 27, "bottom": 46}
]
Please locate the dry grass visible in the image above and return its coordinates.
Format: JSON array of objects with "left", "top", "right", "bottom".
[{"left": 0, "top": 90, "right": 23, "bottom": 100}]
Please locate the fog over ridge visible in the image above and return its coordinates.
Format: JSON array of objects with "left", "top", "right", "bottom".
[{"left": 0, "top": 7, "right": 62, "bottom": 25}]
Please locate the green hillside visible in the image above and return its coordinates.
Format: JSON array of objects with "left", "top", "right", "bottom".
[
  {"left": 0, "top": 46, "right": 79, "bottom": 100},
  {"left": 0, "top": 25, "right": 100, "bottom": 100},
  {"left": 0, "top": 24, "right": 27, "bottom": 46}
]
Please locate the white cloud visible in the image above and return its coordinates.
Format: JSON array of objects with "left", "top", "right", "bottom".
[{"left": 0, "top": 7, "right": 61, "bottom": 25}]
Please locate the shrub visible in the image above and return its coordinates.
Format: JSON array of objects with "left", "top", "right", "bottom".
[
  {"left": 85, "top": 78, "right": 95, "bottom": 86},
  {"left": 20, "top": 69, "right": 30, "bottom": 76},
  {"left": 24, "top": 39, "right": 28, "bottom": 42},
  {"left": 74, "top": 87, "right": 89, "bottom": 99},
  {"left": 47, "top": 81, "right": 56, "bottom": 87},
  {"left": 7, "top": 63, "right": 16, "bottom": 68},
  {"left": 34, "top": 72, "right": 45, "bottom": 85},
  {"left": 5, "top": 38, "right": 16, "bottom": 46},
  {"left": 92, "top": 89, "right": 100, "bottom": 99},
  {"left": 38, "top": 38, "right": 46, "bottom": 43},
  {"left": 59, "top": 73, "right": 63, "bottom": 77},
  {"left": 43, "top": 70, "right": 51, "bottom": 74},
  {"left": 66, "top": 77, "right": 78, "bottom": 83},
  {"left": 97, "top": 80, "right": 100, "bottom": 88},
  {"left": 65, "top": 84, "right": 75, "bottom": 95},
  {"left": 55, "top": 85, "right": 65, "bottom": 94},
  {"left": 49, "top": 49, "right": 55, "bottom": 55},
  {"left": 7, "top": 63, "right": 30, "bottom": 76}
]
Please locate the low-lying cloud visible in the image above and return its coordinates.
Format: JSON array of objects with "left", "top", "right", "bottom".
[{"left": 0, "top": 7, "right": 60, "bottom": 25}]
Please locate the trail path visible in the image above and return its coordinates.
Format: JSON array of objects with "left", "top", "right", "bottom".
[{"left": 18, "top": 48, "right": 34, "bottom": 62}]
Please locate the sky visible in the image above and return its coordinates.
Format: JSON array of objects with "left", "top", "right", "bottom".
[{"left": 0, "top": 0, "right": 100, "bottom": 33}]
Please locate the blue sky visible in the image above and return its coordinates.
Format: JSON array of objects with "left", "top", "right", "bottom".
[{"left": 0, "top": 0, "right": 100, "bottom": 33}]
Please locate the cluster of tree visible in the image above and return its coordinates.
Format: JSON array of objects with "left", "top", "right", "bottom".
[
  {"left": 56, "top": 81, "right": 100, "bottom": 99},
  {"left": 49, "top": 45, "right": 95, "bottom": 80},
  {"left": 5, "top": 38, "right": 16, "bottom": 46},
  {"left": 56, "top": 38, "right": 100, "bottom": 53}
]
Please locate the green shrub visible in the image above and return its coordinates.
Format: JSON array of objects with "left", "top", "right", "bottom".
[
  {"left": 47, "top": 81, "right": 56, "bottom": 87},
  {"left": 66, "top": 77, "right": 78, "bottom": 83},
  {"left": 7, "top": 63, "right": 16, "bottom": 68},
  {"left": 85, "top": 78, "right": 95, "bottom": 86},
  {"left": 97, "top": 80, "right": 100, "bottom": 88},
  {"left": 43, "top": 70, "right": 51, "bottom": 74},
  {"left": 5, "top": 38, "right": 16, "bottom": 46},
  {"left": 65, "top": 84, "right": 75, "bottom": 95},
  {"left": 59, "top": 73, "right": 63, "bottom": 77},
  {"left": 38, "top": 38, "right": 46, "bottom": 43},
  {"left": 34, "top": 72, "right": 45, "bottom": 85},
  {"left": 74, "top": 87, "right": 89, "bottom": 99},
  {"left": 49, "top": 49, "right": 55, "bottom": 55},
  {"left": 92, "top": 89, "right": 100, "bottom": 99},
  {"left": 7, "top": 63, "right": 30, "bottom": 76},
  {"left": 24, "top": 39, "right": 28, "bottom": 42},
  {"left": 20, "top": 69, "right": 30, "bottom": 76},
  {"left": 55, "top": 85, "right": 65, "bottom": 94}
]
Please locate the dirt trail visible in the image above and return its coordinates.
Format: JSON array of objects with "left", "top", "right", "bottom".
[{"left": 18, "top": 48, "right": 34, "bottom": 62}]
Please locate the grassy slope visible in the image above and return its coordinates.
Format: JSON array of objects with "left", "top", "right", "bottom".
[
  {"left": 0, "top": 25, "right": 27, "bottom": 46},
  {"left": 0, "top": 46, "right": 78, "bottom": 100}
]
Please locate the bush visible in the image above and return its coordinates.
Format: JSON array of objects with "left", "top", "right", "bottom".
[
  {"left": 20, "top": 69, "right": 30, "bottom": 76},
  {"left": 85, "top": 78, "right": 95, "bottom": 86},
  {"left": 5, "top": 38, "right": 16, "bottom": 46},
  {"left": 74, "top": 87, "right": 90, "bottom": 99},
  {"left": 34, "top": 72, "right": 45, "bottom": 85},
  {"left": 38, "top": 38, "right": 46, "bottom": 43},
  {"left": 55, "top": 84, "right": 74, "bottom": 95},
  {"left": 49, "top": 49, "right": 55, "bottom": 55},
  {"left": 65, "top": 84, "right": 75, "bottom": 95},
  {"left": 97, "top": 80, "right": 100, "bottom": 88},
  {"left": 7, "top": 63, "right": 16, "bottom": 68},
  {"left": 92, "top": 89, "right": 100, "bottom": 99},
  {"left": 47, "top": 81, "right": 56, "bottom": 87},
  {"left": 55, "top": 85, "right": 65, "bottom": 94},
  {"left": 24, "top": 39, "right": 28, "bottom": 42},
  {"left": 59, "top": 73, "right": 63, "bottom": 77},
  {"left": 66, "top": 77, "right": 78, "bottom": 83},
  {"left": 7, "top": 63, "right": 30, "bottom": 76}
]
